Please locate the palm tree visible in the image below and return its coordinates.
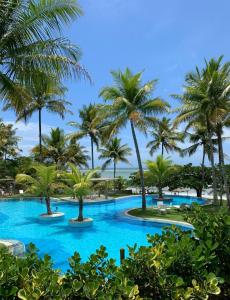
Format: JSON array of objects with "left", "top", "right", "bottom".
[
  {"left": 147, "top": 117, "right": 183, "bottom": 156},
  {"left": 16, "top": 164, "right": 61, "bottom": 215},
  {"left": 68, "top": 104, "right": 108, "bottom": 169},
  {"left": 99, "top": 137, "right": 132, "bottom": 178},
  {"left": 182, "top": 125, "right": 218, "bottom": 185},
  {"left": 32, "top": 127, "right": 89, "bottom": 169},
  {"left": 0, "top": 0, "right": 87, "bottom": 106},
  {"left": 11, "top": 75, "right": 71, "bottom": 161},
  {"left": 174, "top": 57, "right": 230, "bottom": 206},
  {"left": 146, "top": 156, "right": 176, "bottom": 200},
  {"left": 99, "top": 68, "right": 169, "bottom": 210},
  {"left": 62, "top": 163, "right": 97, "bottom": 221}
]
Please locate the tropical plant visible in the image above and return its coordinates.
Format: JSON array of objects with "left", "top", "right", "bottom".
[
  {"left": 68, "top": 104, "right": 109, "bottom": 169},
  {"left": 16, "top": 164, "right": 61, "bottom": 215},
  {"left": 0, "top": 120, "right": 21, "bottom": 160},
  {"left": 173, "top": 56, "right": 230, "bottom": 205},
  {"left": 147, "top": 117, "right": 183, "bottom": 156},
  {"left": 167, "top": 164, "right": 212, "bottom": 197},
  {"left": 0, "top": 0, "right": 87, "bottom": 108},
  {"left": 99, "top": 137, "right": 132, "bottom": 178},
  {"left": 100, "top": 68, "right": 169, "bottom": 210},
  {"left": 62, "top": 163, "right": 97, "bottom": 221},
  {"left": 146, "top": 155, "right": 176, "bottom": 199},
  {"left": 31, "top": 127, "right": 89, "bottom": 169},
  {"left": 182, "top": 124, "right": 218, "bottom": 184},
  {"left": 12, "top": 75, "right": 71, "bottom": 161}
]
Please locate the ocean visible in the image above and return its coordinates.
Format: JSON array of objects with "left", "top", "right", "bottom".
[{"left": 99, "top": 168, "right": 139, "bottom": 179}]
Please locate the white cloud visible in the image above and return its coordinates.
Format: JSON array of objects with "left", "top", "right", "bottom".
[{"left": 6, "top": 120, "right": 52, "bottom": 155}]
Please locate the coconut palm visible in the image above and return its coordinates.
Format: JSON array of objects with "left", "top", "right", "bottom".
[
  {"left": 99, "top": 137, "right": 132, "bottom": 178},
  {"left": 68, "top": 104, "right": 108, "bottom": 169},
  {"left": 182, "top": 125, "right": 218, "bottom": 184},
  {"left": 147, "top": 117, "right": 183, "bottom": 156},
  {"left": 146, "top": 156, "right": 176, "bottom": 200},
  {"left": 175, "top": 57, "right": 230, "bottom": 206},
  {"left": 99, "top": 68, "right": 169, "bottom": 210},
  {"left": 0, "top": 0, "right": 87, "bottom": 106},
  {"left": 62, "top": 163, "right": 98, "bottom": 221},
  {"left": 16, "top": 164, "right": 61, "bottom": 215},
  {"left": 31, "top": 127, "right": 89, "bottom": 169},
  {"left": 10, "top": 75, "right": 71, "bottom": 161}
]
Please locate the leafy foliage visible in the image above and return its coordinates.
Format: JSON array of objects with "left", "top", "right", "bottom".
[
  {"left": 0, "top": 120, "right": 21, "bottom": 160},
  {"left": 32, "top": 127, "right": 89, "bottom": 169},
  {"left": 167, "top": 164, "right": 212, "bottom": 197},
  {"left": 61, "top": 163, "right": 98, "bottom": 221},
  {"left": 99, "top": 137, "right": 132, "bottom": 178},
  {"left": 146, "top": 155, "right": 176, "bottom": 198},
  {"left": 147, "top": 117, "right": 183, "bottom": 156},
  {"left": 16, "top": 163, "right": 62, "bottom": 214},
  {"left": 0, "top": 0, "right": 88, "bottom": 106}
]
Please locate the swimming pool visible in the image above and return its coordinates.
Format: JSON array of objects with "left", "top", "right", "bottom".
[{"left": 0, "top": 195, "right": 204, "bottom": 271}]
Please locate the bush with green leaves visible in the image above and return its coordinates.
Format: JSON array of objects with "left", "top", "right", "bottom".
[{"left": 1, "top": 206, "right": 230, "bottom": 299}]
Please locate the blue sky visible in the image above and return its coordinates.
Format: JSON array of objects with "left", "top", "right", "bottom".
[{"left": 2, "top": 0, "right": 230, "bottom": 168}]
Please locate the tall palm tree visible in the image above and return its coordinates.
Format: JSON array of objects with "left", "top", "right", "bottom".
[
  {"left": 0, "top": 0, "right": 87, "bottom": 106},
  {"left": 16, "top": 164, "right": 61, "bottom": 215},
  {"left": 68, "top": 104, "right": 108, "bottom": 169},
  {"left": 147, "top": 117, "right": 183, "bottom": 156},
  {"left": 182, "top": 125, "right": 218, "bottom": 185},
  {"left": 99, "top": 68, "right": 169, "bottom": 210},
  {"left": 174, "top": 56, "right": 230, "bottom": 206},
  {"left": 146, "top": 156, "right": 176, "bottom": 200},
  {"left": 99, "top": 137, "right": 132, "bottom": 178},
  {"left": 62, "top": 163, "right": 97, "bottom": 221},
  {"left": 31, "top": 127, "right": 89, "bottom": 169},
  {"left": 9, "top": 75, "right": 71, "bottom": 161}
]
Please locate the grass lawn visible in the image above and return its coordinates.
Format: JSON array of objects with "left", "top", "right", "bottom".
[
  {"left": 128, "top": 208, "right": 187, "bottom": 222},
  {"left": 128, "top": 204, "right": 230, "bottom": 223}
]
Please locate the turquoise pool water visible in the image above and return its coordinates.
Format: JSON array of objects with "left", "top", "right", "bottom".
[{"left": 0, "top": 195, "right": 204, "bottom": 271}]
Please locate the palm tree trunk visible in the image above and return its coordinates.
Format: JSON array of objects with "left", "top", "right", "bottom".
[
  {"left": 46, "top": 196, "right": 52, "bottom": 215},
  {"left": 161, "top": 143, "right": 164, "bottom": 157},
  {"left": 114, "top": 160, "right": 116, "bottom": 190},
  {"left": 218, "top": 148, "right": 223, "bottom": 206},
  {"left": 206, "top": 120, "right": 218, "bottom": 204},
  {"left": 158, "top": 184, "right": 163, "bottom": 199},
  {"left": 114, "top": 160, "right": 116, "bottom": 178},
  {"left": 38, "top": 108, "right": 42, "bottom": 162},
  {"left": 91, "top": 137, "right": 94, "bottom": 169},
  {"left": 78, "top": 196, "right": 83, "bottom": 221},
  {"left": 201, "top": 144, "right": 206, "bottom": 195},
  {"left": 130, "top": 120, "right": 146, "bottom": 210},
  {"left": 216, "top": 127, "right": 230, "bottom": 208}
]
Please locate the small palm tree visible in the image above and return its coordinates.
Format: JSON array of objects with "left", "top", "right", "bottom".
[
  {"left": 147, "top": 117, "right": 183, "bottom": 156},
  {"left": 99, "top": 137, "right": 132, "bottom": 178},
  {"left": 146, "top": 156, "right": 176, "bottom": 200},
  {"left": 68, "top": 104, "right": 108, "bottom": 169},
  {"left": 62, "top": 163, "right": 98, "bottom": 221},
  {"left": 100, "top": 68, "right": 169, "bottom": 210},
  {"left": 16, "top": 164, "right": 61, "bottom": 216}
]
